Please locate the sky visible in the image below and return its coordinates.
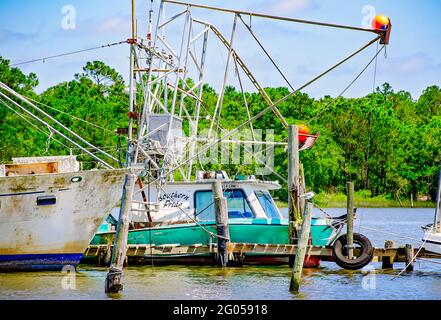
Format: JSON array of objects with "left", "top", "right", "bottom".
[{"left": 0, "top": 0, "right": 440, "bottom": 99}]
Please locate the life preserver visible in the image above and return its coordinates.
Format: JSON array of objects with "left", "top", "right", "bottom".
[{"left": 332, "top": 233, "right": 374, "bottom": 270}]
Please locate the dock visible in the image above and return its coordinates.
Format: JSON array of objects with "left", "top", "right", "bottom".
[{"left": 82, "top": 242, "right": 441, "bottom": 266}]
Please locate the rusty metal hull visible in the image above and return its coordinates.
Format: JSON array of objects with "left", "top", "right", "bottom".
[{"left": 0, "top": 169, "right": 127, "bottom": 271}]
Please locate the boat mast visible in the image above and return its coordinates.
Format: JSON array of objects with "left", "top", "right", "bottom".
[{"left": 126, "top": 0, "right": 136, "bottom": 167}]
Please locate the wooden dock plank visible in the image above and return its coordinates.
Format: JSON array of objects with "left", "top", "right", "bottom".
[{"left": 84, "top": 243, "right": 441, "bottom": 263}]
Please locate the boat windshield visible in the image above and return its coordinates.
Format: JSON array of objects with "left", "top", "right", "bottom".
[
  {"left": 255, "top": 191, "right": 281, "bottom": 219},
  {"left": 195, "top": 189, "right": 254, "bottom": 221}
]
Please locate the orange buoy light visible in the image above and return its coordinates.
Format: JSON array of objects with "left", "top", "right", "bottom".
[
  {"left": 372, "top": 15, "right": 390, "bottom": 31},
  {"left": 298, "top": 124, "right": 310, "bottom": 143}
]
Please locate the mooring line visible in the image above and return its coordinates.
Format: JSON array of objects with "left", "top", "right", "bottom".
[{"left": 391, "top": 226, "right": 433, "bottom": 279}]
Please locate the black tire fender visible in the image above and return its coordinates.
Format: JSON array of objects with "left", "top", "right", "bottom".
[{"left": 332, "top": 233, "right": 374, "bottom": 270}]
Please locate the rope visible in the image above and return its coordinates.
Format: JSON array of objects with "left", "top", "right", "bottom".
[
  {"left": 11, "top": 41, "right": 128, "bottom": 66},
  {"left": 45, "top": 129, "right": 53, "bottom": 153},
  {"left": 392, "top": 226, "right": 433, "bottom": 279}
]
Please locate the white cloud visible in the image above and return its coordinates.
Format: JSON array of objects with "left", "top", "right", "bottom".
[
  {"left": 96, "top": 16, "right": 131, "bottom": 34},
  {"left": 380, "top": 53, "right": 440, "bottom": 75},
  {"left": 269, "top": 0, "right": 317, "bottom": 15}
]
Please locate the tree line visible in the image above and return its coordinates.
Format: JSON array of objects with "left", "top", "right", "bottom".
[{"left": 0, "top": 57, "right": 440, "bottom": 202}]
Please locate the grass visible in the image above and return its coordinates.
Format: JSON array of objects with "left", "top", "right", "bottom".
[{"left": 275, "top": 191, "right": 435, "bottom": 209}]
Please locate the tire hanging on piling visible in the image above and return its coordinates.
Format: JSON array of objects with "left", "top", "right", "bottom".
[{"left": 332, "top": 233, "right": 374, "bottom": 270}]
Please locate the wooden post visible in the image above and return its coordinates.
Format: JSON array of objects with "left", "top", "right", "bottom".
[
  {"left": 381, "top": 240, "right": 396, "bottom": 269},
  {"left": 410, "top": 193, "right": 414, "bottom": 208},
  {"left": 105, "top": 173, "right": 136, "bottom": 294},
  {"left": 299, "top": 163, "right": 306, "bottom": 217},
  {"left": 288, "top": 125, "right": 300, "bottom": 245},
  {"left": 103, "top": 244, "right": 112, "bottom": 267},
  {"left": 346, "top": 182, "right": 355, "bottom": 260},
  {"left": 213, "top": 180, "right": 230, "bottom": 267},
  {"left": 290, "top": 200, "right": 313, "bottom": 292},
  {"left": 405, "top": 244, "right": 414, "bottom": 272}
]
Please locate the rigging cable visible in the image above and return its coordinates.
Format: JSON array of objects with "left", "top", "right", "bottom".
[
  {"left": 24, "top": 96, "right": 120, "bottom": 135},
  {"left": 306, "top": 44, "right": 385, "bottom": 125},
  {"left": 10, "top": 40, "right": 128, "bottom": 67},
  {"left": 0, "top": 97, "right": 71, "bottom": 150}
]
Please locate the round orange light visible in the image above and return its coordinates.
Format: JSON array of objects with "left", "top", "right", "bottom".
[
  {"left": 298, "top": 124, "right": 310, "bottom": 143},
  {"left": 372, "top": 15, "right": 390, "bottom": 31}
]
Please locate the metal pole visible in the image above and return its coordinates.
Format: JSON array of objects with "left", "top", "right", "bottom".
[
  {"left": 163, "top": 0, "right": 381, "bottom": 34},
  {"left": 187, "top": 29, "right": 209, "bottom": 180},
  {"left": 126, "top": 0, "right": 136, "bottom": 166},
  {"left": 208, "top": 14, "right": 238, "bottom": 138},
  {"left": 434, "top": 167, "right": 441, "bottom": 230}
]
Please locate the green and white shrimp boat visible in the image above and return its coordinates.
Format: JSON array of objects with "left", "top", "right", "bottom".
[
  {"left": 82, "top": 0, "right": 384, "bottom": 266},
  {"left": 88, "top": 172, "right": 336, "bottom": 265}
]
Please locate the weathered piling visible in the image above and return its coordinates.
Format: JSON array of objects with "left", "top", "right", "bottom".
[
  {"left": 105, "top": 173, "right": 136, "bottom": 294},
  {"left": 213, "top": 180, "right": 230, "bottom": 267},
  {"left": 405, "top": 244, "right": 414, "bottom": 272},
  {"left": 290, "top": 201, "right": 313, "bottom": 292},
  {"left": 287, "top": 125, "right": 300, "bottom": 244},
  {"left": 381, "top": 240, "right": 396, "bottom": 269},
  {"left": 346, "top": 182, "right": 355, "bottom": 260}
]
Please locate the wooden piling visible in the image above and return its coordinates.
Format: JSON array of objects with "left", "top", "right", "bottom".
[
  {"left": 346, "top": 182, "right": 355, "bottom": 260},
  {"left": 381, "top": 240, "right": 396, "bottom": 269},
  {"left": 213, "top": 180, "right": 230, "bottom": 267},
  {"left": 405, "top": 244, "right": 414, "bottom": 272},
  {"left": 290, "top": 201, "right": 313, "bottom": 292},
  {"left": 287, "top": 125, "right": 300, "bottom": 244},
  {"left": 103, "top": 244, "right": 112, "bottom": 267},
  {"left": 105, "top": 173, "right": 136, "bottom": 294},
  {"left": 299, "top": 163, "right": 306, "bottom": 218}
]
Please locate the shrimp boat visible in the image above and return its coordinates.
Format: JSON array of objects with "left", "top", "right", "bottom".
[
  {"left": 0, "top": 155, "right": 127, "bottom": 271},
  {"left": 89, "top": 172, "right": 336, "bottom": 265},
  {"left": 0, "top": 81, "right": 128, "bottom": 271},
  {"left": 84, "top": 0, "right": 391, "bottom": 266}
]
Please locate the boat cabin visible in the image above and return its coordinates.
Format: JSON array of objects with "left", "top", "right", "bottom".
[{"left": 129, "top": 172, "right": 283, "bottom": 226}]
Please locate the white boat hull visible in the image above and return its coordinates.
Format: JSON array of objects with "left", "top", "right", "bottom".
[
  {"left": 0, "top": 169, "right": 127, "bottom": 271},
  {"left": 423, "top": 229, "right": 441, "bottom": 255}
]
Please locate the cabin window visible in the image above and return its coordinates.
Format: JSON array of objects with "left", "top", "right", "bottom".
[
  {"left": 195, "top": 189, "right": 254, "bottom": 221},
  {"left": 255, "top": 191, "right": 281, "bottom": 219}
]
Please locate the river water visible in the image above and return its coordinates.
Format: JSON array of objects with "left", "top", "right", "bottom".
[{"left": 1, "top": 208, "right": 440, "bottom": 300}]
